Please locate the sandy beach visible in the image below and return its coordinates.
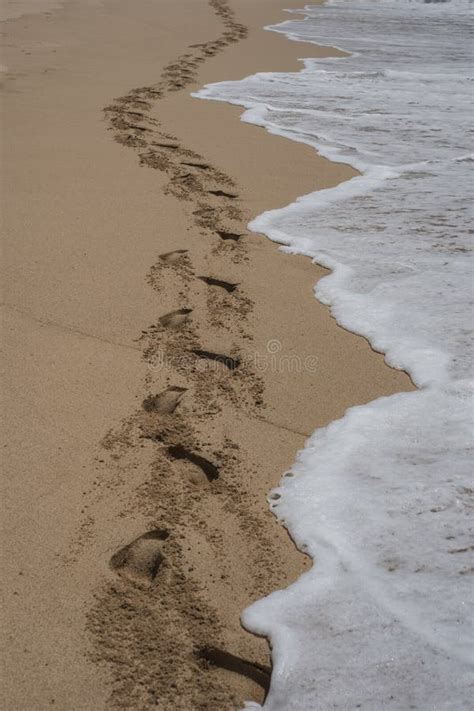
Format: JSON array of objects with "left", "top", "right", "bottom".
[{"left": 1, "top": 1, "right": 414, "bottom": 709}]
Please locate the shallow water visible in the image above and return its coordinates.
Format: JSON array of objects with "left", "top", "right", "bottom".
[{"left": 194, "top": 1, "right": 474, "bottom": 708}]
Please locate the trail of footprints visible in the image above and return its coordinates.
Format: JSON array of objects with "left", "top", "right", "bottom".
[{"left": 85, "top": 2, "right": 293, "bottom": 709}]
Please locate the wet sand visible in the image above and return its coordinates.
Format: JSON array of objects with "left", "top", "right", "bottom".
[{"left": 0, "top": 0, "right": 414, "bottom": 708}]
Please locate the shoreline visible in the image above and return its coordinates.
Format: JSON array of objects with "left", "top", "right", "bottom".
[{"left": 1, "top": 1, "right": 414, "bottom": 709}]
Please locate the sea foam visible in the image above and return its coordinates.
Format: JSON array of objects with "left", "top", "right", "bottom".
[{"left": 194, "top": 0, "right": 473, "bottom": 708}]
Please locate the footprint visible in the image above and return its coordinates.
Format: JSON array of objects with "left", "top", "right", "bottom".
[
  {"left": 139, "top": 150, "right": 171, "bottom": 171},
  {"left": 216, "top": 230, "right": 243, "bottom": 242},
  {"left": 167, "top": 80, "right": 186, "bottom": 91},
  {"left": 152, "top": 141, "right": 180, "bottom": 150},
  {"left": 191, "top": 349, "right": 240, "bottom": 371},
  {"left": 197, "top": 647, "right": 271, "bottom": 696},
  {"left": 159, "top": 308, "right": 192, "bottom": 329},
  {"left": 110, "top": 529, "right": 169, "bottom": 584},
  {"left": 198, "top": 276, "right": 238, "bottom": 293},
  {"left": 125, "top": 122, "right": 150, "bottom": 133},
  {"left": 124, "top": 110, "right": 146, "bottom": 120},
  {"left": 167, "top": 444, "right": 219, "bottom": 482},
  {"left": 159, "top": 249, "right": 188, "bottom": 264},
  {"left": 143, "top": 386, "right": 187, "bottom": 414},
  {"left": 181, "top": 161, "right": 210, "bottom": 170},
  {"left": 168, "top": 172, "right": 203, "bottom": 196},
  {"left": 192, "top": 205, "right": 220, "bottom": 229},
  {"left": 117, "top": 133, "right": 147, "bottom": 149},
  {"left": 208, "top": 189, "right": 238, "bottom": 199}
]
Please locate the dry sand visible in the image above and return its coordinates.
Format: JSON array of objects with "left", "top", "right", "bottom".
[{"left": 1, "top": 0, "right": 414, "bottom": 709}]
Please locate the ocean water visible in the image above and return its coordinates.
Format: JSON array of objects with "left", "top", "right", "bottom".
[{"left": 194, "top": 1, "right": 474, "bottom": 708}]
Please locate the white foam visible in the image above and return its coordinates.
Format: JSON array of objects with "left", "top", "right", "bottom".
[{"left": 194, "top": 0, "right": 474, "bottom": 708}]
